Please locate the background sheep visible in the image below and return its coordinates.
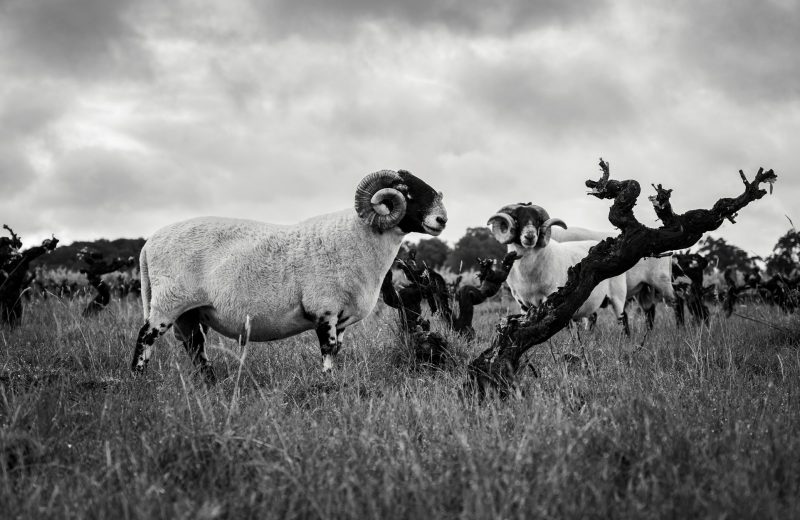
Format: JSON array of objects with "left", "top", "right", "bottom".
[
  {"left": 487, "top": 203, "right": 629, "bottom": 333},
  {"left": 552, "top": 225, "right": 675, "bottom": 328},
  {"left": 130, "top": 169, "right": 448, "bottom": 383}
]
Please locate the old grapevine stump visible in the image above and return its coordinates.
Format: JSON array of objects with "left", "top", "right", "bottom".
[
  {"left": 78, "top": 249, "right": 136, "bottom": 317},
  {"left": 0, "top": 225, "right": 58, "bottom": 326},
  {"left": 466, "top": 161, "right": 777, "bottom": 398}
]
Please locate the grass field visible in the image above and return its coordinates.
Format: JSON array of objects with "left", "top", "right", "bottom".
[{"left": 1, "top": 295, "right": 799, "bottom": 519}]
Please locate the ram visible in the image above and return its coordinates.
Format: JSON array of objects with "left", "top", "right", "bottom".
[
  {"left": 487, "top": 204, "right": 628, "bottom": 333},
  {"left": 551, "top": 226, "right": 675, "bottom": 328},
  {"left": 130, "top": 169, "right": 448, "bottom": 383}
]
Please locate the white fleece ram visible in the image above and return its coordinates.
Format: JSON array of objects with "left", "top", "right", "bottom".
[
  {"left": 130, "top": 169, "right": 447, "bottom": 380},
  {"left": 506, "top": 240, "right": 628, "bottom": 321},
  {"left": 487, "top": 204, "right": 628, "bottom": 330},
  {"left": 551, "top": 226, "right": 675, "bottom": 311},
  {"left": 140, "top": 211, "right": 402, "bottom": 342}
]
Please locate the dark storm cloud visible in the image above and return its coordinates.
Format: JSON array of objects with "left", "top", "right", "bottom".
[
  {"left": 0, "top": 85, "right": 70, "bottom": 197},
  {"left": 0, "top": 0, "right": 151, "bottom": 79},
  {"left": 675, "top": 0, "right": 800, "bottom": 102},
  {"left": 37, "top": 147, "right": 208, "bottom": 212},
  {"left": 0, "top": 147, "right": 37, "bottom": 197},
  {"left": 453, "top": 55, "right": 638, "bottom": 138},
  {"left": 0, "top": 85, "right": 69, "bottom": 138},
  {"left": 0, "top": 0, "right": 796, "bottom": 256},
  {"left": 256, "top": 0, "right": 606, "bottom": 39}
]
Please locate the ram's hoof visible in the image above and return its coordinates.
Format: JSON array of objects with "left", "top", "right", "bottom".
[{"left": 130, "top": 361, "right": 148, "bottom": 376}]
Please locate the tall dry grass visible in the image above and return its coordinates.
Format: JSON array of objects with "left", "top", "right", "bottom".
[{"left": 1, "top": 295, "right": 798, "bottom": 519}]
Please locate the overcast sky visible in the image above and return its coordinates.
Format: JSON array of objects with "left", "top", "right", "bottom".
[{"left": 1, "top": 0, "right": 797, "bottom": 258}]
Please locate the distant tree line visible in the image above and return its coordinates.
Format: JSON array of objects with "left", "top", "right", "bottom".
[
  {"left": 409, "top": 227, "right": 506, "bottom": 273},
  {"left": 19, "top": 227, "right": 800, "bottom": 280},
  {"left": 694, "top": 229, "right": 800, "bottom": 278},
  {"left": 30, "top": 238, "right": 146, "bottom": 271},
  {"left": 410, "top": 226, "right": 799, "bottom": 279}
]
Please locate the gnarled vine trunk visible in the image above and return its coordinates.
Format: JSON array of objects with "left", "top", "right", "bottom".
[
  {"left": 0, "top": 225, "right": 59, "bottom": 326},
  {"left": 78, "top": 250, "right": 136, "bottom": 317},
  {"left": 466, "top": 161, "right": 777, "bottom": 398}
]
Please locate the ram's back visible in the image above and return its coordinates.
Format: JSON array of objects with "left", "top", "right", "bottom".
[
  {"left": 551, "top": 227, "right": 674, "bottom": 300},
  {"left": 144, "top": 216, "right": 288, "bottom": 290},
  {"left": 141, "top": 211, "right": 402, "bottom": 342},
  {"left": 552, "top": 227, "right": 615, "bottom": 243}
]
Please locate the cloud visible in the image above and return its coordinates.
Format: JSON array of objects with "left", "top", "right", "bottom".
[
  {"left": 0, "top": 147, "right": 38, "bottom": 197},
  {"left": 255, "top": 0, "right": 607, "bottom": 40},
  {"left": 452, "top": 47, "right": 639, "bottom": 140},
  {"left": 674, "top": 0, "right": 800, "bottom": 103},
  {"left": 0, "top": 0, "right": 152, "bottom": 80},
  {"left": 0, "top": 0, "right": 797, "bottom": 260},
  {"left": 0, "top": 83, "right": 72, "bottom": 197},
  {"left": 35, "top": 147, "right": 202, "bottom": 211}
]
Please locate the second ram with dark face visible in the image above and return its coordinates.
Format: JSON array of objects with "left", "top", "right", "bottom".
[{"left": 487, "top": 203, "right": 629, "bottom": 333}]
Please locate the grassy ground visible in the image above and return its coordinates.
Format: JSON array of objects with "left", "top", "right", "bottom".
[{"left": 1, "top": 296, "right": 799, "bottom": 519}]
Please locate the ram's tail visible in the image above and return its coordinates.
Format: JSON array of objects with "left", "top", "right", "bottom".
[{"left": 139, "top": 246, "right": 151, "bottom": 319}]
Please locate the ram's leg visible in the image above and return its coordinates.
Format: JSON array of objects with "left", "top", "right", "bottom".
[
  {"left": 611, "top": 297, "right": 630, "bottom": 337},
  {"left": 130, "top": 319, "right": 172, "bottom": 374},
  {"left": 174, "top": 309, "right": 216, "bottom": 386},
  {"left": 618, "top": 312, "right": 630, "bottom": 337},
  {"left": 336, "top": 327, "right": 345, "bottom": 352},
  {"left": 315, "top": 314, "right": 339, "bottom": 372},
  {"left": 644, "top": 305, "right": 656, "bottom": 329},
  {"left": 673, "top": 296, "right": 686, "bottom": 327},
  {"left": 587, "top": 312, "right": 598, "bottom": 331}
]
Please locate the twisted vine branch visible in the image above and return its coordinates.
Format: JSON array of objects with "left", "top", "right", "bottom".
[{"left": 467, "top": 160, "right": 777, "bottom": 398}]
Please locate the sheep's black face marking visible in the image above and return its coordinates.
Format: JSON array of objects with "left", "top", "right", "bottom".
[
  {"left": 505, "top": 204, "right": 547, "bottom": 248},
  {"left": 395, "top": 170, "right": 447, "bottom": 236}
]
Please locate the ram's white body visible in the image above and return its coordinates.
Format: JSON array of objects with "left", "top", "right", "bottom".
[
  {"left": 507, "top": 240, "right": 627, "bottom": 319},
  {"left": 140, "top": 210, "right": 404, "bottom": 342},
  {"left": 552, "top": 226, "right": 675, "bottom": 306}
]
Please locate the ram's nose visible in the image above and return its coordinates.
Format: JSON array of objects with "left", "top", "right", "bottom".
[{"left": 435, "top": 216, "right": 448, "bottom": 227}]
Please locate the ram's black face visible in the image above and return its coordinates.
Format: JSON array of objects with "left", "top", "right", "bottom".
[
  {"left": 395, "top": 170, "right": 448, "bottom": 236},
  {"left": 504, "top": 205, "right": 547, "bottom": 248}
]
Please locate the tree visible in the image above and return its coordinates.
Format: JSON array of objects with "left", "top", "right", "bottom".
[
  {"left": 446, "top": 227, "right": 507, "bottom": 273},
  {"left": 766, "top": 229, "right": 800, "bottom": 276},
  {"left": 413, "top": 238, "right": 451, "bottom": 269},
  {"left": 30, "top": 238, "right": 146, "bottom": 270},
  {"left": 695, "top": 236, "right": 751, "bottom": 271}
]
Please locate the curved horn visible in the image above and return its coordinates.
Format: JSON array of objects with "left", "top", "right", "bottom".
[
  {"left": 537, "top": 217, "right": 568, "bottom": 248},
  {"left": 487, "top": 212, "right": 517, "bottom": 244},
  {"left": 529, "top": 204, "right": 551, "bottom": 221},
  {"left": 355, "top": 170, "right": 407, "bottom": 230},
  {"left": 370, "top": 188, "right": 407, "bottom": 227}
]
